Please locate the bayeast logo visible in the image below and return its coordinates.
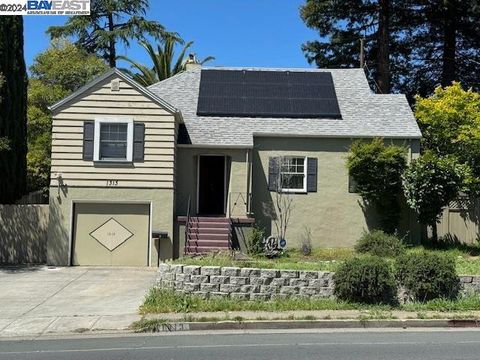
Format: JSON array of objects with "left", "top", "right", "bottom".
[{"left": 0, "top": 0, "right": 90, "bottom": 15}]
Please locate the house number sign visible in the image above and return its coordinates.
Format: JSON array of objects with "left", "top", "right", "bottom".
[{"left": 106, "top": 180, "right": 118, "bottom": 186}]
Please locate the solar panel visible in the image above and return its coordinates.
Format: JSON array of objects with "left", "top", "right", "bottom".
[{"left": 196, "top": 69, "right": 342, "bottom": 119}]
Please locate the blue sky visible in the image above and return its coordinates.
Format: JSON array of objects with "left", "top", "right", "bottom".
[{"left": 24, "top": 0, "right": 318, "bottom": 70}]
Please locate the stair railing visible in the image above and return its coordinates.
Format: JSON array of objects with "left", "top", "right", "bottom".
[{"left": 184, "top": 196, "right": 191, "bottom": 255}]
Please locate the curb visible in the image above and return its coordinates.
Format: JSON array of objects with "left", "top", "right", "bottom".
[{"left": 139, "top": 319, "right": 480, "bottom": 333}]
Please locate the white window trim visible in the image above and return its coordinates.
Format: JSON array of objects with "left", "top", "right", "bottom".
[
  {"left": 280, "top": 156, "right": 307, "bottom": 193},
  {"left": 94, "top": 118, "right": 134, "bottom": 162}
]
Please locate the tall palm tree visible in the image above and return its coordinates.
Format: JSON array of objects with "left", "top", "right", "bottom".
[{"left": 118, "top": 36, "right": 215, "bottom": 86}]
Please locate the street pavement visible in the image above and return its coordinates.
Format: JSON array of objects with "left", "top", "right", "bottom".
[
  {"left": 0, "top": 266, "right": 156, "bottom": 337},
  {"left": 0, "top": 329, "right": 480, "bottom": 359}
]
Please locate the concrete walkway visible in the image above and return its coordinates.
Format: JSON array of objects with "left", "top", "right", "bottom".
[{"left": 0, "top": 266, "right": 156, "bottom": 337}]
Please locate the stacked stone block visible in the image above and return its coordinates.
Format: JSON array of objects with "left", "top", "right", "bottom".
[{"left": 157, "top": 263, "right": 334, "bottom": 300}]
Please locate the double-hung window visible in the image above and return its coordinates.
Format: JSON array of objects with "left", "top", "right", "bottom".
[
  {"left": 94, "top": 118, "right": 134, "bottom": 162},
  {"left": 280, "top": 156, "right": 307, "bottom": 192}
]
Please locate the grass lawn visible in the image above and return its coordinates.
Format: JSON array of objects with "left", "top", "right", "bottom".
[
  {"left": 140, "top": 288, "right": 480, "bottom": 314},
  {"left": 171, "top": 246, "right": 480, "bottom": 275}
]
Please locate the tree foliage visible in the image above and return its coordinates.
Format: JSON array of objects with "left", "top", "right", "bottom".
[
  {"left": 118, "top": 35, "right": 215, "bottom": 86},
  {"left": 347, "top": 138, "right": 407, "bottom": 233},
  {"left": 27, "top": 40, "right": 108, "bottom": 193},
  {"left": 402, "top": 151, "right": 469, "bottom": 233},
  {"left": 415, "top": 83, "right": 480, "bottom": 188},
  {"left": 300, "top": 0, "right": 480, "bottom": 99},
  {"left": 0, "top": 16, "right": 28, "bottom": 203},
  {"left": 47, "top": 0, "right": 168, "bottom": 67},
  {"left": 0, "top": 74, "right": 10, "bottom": 153}
]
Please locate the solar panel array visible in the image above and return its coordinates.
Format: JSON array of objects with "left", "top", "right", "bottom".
[{"left": 196, "top": 70, "right": 342, "bottom": 119}]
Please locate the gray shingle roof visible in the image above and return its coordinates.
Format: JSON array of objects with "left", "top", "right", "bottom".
[{"left": 148, "top": 67, "right": 421, "bottom": 147}]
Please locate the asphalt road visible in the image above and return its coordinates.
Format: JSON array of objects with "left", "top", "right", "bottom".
[{"left": 1, "top": 329, "right": 480, "bottom": 360}]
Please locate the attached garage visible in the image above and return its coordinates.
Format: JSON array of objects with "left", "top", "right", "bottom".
[{"left": 72, "top": 203, "right": 150, "bottom": 266}]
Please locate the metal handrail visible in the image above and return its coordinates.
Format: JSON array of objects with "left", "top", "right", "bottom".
[
  {"left": 228, "top": 192, "right": 252, "bottom": 217},
  {"left": 184, "top": 196, "right": 191, "bottom": 255}
]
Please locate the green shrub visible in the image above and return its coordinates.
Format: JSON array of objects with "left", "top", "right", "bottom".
[
  {"left": 396, "top": 251, "right": 460, "bottom": 301},
  {"left": 333, "top": 256, "right": 397, "bottom": 304},
  {"left": 355, "top": 230, "right": 406, "bottom": 257},
  {"left": 246, "top": 226, "right": 264, "bottom": 255}
]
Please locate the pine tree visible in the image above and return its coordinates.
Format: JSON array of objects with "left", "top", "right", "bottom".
[
  {"left": 0, "top": 16, "right": 28, "bottom": 203},
  {"left": 47, "top": 0, "right": 170, "bottom": 67},
  {"left": 300, "top": 0, "right": 480, "bottom": 99},
  {"left": 300, "top": 0, "right": 410, "bottom": 94}
]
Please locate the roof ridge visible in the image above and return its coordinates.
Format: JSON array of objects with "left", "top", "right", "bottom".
[
  {"left": 202, "top": 66, "right": 365, "bottom": 72},
  {"left": 148, "top": 69, "right": 197, "bottom": 89}
]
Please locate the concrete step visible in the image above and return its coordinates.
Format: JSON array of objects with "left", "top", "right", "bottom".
[
  {"left": 190, "top": 217, "right": 230, "bottom": 223},
  {"left": 188, "top": 227, "right": 230, "bottom": 235},
  {"left": 186, "top": 246, "right": 230, "bottom": 254},
  {"left": 186, "top": 240, "right": 229, "bottom": 248},
  {"left": 188, "top": 222, "right": 231, "bottom": 229},
  {"left": 187, "top": 233, "right": 229, "bottom": 241}
]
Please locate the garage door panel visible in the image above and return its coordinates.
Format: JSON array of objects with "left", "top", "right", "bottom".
[{"left": 73, "top": 203, "right": 150, "bottom": 266}]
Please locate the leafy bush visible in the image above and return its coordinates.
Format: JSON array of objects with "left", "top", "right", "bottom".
[
  {"left": 402, "top": 151, "right": 470, "bottom": 237},
  {"left": 246, "top": 226, "right": 264, "bottom": 255},
  {"left": 354, "top": 230, "right": 406, "bottom": 257},
  {"left": 347, "top": 138, "right": 407, "bottom": 233},
  {"left": 396, "top": 251, "right": 460, "bottom": 301},
  {"left": 333, "top": 256, "right": 397, "bottom": 304}
]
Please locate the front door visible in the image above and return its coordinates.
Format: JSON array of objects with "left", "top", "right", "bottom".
[{"left": 198, "top": 156, "right": 225, "bottom": 215}]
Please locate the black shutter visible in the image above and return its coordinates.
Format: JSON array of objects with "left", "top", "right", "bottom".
[
  {"left": 268, "top": 157, "right": 280, "bottom": 191},
  {"left": 133, "top": 122, "right": 145, "bottom": 161},
  {"left": 83, "top": 121, "right": 94, "bottom": 161},
  {"left": 307, "top": 157, "right": 317, "bottom": 192}
]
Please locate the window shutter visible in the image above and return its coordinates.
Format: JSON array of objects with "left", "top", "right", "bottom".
[
  {"left": 133, "top": 122, "right": 145, "bottom": 161},
  {"left": 268, "top": 157, "right": 280, "bottom": 191},
  {"left": 82, "top": 121, "right": 94, "bottom": 161},
  {"left": 307, "top": 157, "right": 317, "bottom": 192}
]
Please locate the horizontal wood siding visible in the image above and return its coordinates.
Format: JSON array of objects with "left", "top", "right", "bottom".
[{"left": 50, "top": 76, "right": 176, "bottom": 189}]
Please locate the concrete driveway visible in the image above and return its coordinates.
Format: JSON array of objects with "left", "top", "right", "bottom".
[{"left": 0, "top": 266, "right": 156, "bottom": 337}]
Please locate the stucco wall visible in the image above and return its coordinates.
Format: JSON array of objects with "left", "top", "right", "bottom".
[
  {"left": 0, "top": 205, "right": 49, "bottom": 264},
  {"left": 251, "top": 137, "right": 421, "bottom": 249},
  {"left": 47, "top": 186, "right": 174, "bottom": 265},
  {"left": 175, "top": 147, "right": 250, "bottom": 217}
]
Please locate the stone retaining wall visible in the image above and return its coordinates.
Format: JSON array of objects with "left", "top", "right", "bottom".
[
  {"left": 157, "top": 264, "right": 480, "bottom": 300},
  {"left": 459, "top": 276, "right": 480, "bottom": 294},
  {"left": 157, "top": 264, "right": 334, "bottom": 300}
]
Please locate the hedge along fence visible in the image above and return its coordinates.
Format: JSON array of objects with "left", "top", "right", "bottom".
[{"left": 157, "top": 264, "right": 480, "bottom": 301}]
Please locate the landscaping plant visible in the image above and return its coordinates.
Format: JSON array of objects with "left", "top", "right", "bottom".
[
  {"left": 354, "top": 230, "right": 405, "bottom": 258},
  {"left": 402, "top": 151, "right": 470, "bottom": 242},
  {"left": 246, "top": 226, "right": 265, "bottom": 256},
  {"left": 396, "top": 251, "right": 460, "bottom": 301},
  {"left": 347, "top": 138, "right": 407, "bottom": 233},
  {"left": 333, "top": 255, "right": 397, "bottom": 305}
]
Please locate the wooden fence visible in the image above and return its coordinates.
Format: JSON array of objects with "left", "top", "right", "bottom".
[{"left": 437, "top": 198, "right": 480, "bottom": 244}]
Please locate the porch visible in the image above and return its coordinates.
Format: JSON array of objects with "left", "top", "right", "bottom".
[{"left": 175, "top": 147, "right": 255, "bottom": 256}]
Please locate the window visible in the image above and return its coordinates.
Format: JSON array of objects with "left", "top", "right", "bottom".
[
  {"left": 94, "top": 118, "right": 133, "bottom": 162},
  {"left": 280, "top": 157, "right": 307, "bottom": 192}
]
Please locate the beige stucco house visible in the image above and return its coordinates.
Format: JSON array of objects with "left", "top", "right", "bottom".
[{"left": 47, "top": 65, "right": 422, "bottom": 266}]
